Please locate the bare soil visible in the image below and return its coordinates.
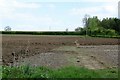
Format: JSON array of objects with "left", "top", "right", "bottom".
[{"left": 2, "top": 35, "right": 119, "bottom": 69}]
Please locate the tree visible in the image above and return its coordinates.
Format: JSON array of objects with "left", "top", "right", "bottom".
[
  {"left": 75, "top": 15, "right": 119, "bottom": 37},
  {"left": 4, "top": 26, "right": 11, "bottom": 31},
  {"left": 114, "top": 18, "right": 120, "bottom": 34},
  {"left": 82, "top": 14, "right": 90, "bottom": 28},
  {"left": 75, "top": 27, "right": 81, "bottom": 32},
  {"left": 87, "top": 16, "right": 101, "bottom": 36},
  {"left": 101, "top": 18, "right": 120, "bottom": 35},
  {"left": 66, "top": 28, "right": 68, "bottom": 32},
  {"left": 82, "top": 14, "right": 90, "bottom": 36}
]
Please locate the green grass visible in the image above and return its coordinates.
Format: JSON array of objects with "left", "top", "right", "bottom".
[
  {"left": 0, "top": 66, "right": 2, "bottom": 79},
  {"left": 2, "top": 65, "right": 118, "bottom": 78}
]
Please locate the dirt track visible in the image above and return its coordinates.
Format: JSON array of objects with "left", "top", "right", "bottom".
[
  {"left": 16, "top": 45, "right": 118, "bottom": 69},
  {"left": 2, "top": 35, "right": 119, "bottom": 69}
]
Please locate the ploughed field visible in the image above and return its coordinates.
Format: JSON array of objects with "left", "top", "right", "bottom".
[{"left": 2, "top": 35, "right": 119, "bottom": 69}]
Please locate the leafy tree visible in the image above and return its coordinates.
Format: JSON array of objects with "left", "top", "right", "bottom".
[
  {"left": 4, "top": 26, "right": 11, "bottom": 31},
  {"left": 75, "top": 15, "right": 120, "bottom": 37},
  {"left": 87, "top": 16, "right": 101, "bottom": 36},
  {"left": 114, "top": 18, "right": 120, "bottom": 34}
]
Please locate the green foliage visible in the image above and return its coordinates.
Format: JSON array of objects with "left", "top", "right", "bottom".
[
  {"left": 88, "top": 16, "right": 101, "bottom": 30},
  {"left": 2, "top": 66, "right": 118, "bottom": 78},
  {"left": 50, "top": 66, "right": 100, "bottom": 78},
  {"left": 0, "top": 66, "right": 2, "bottom": 79},
  {"left": 75, "top": 16, "right": 120, "bottom": 37},
  {"left": 105, "top": 29, "right": 117, "bottom": 36},
  {"left": 1, "top": 31, "right": 81, "bottom": 35}
]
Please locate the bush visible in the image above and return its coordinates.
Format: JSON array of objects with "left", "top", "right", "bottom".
[{"left": 105, "top": 29, "right": 117, "bottom": 37}]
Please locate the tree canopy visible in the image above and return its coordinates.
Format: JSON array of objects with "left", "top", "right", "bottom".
[{"left": 75, "top": 16, "right": 120, "bottom": 37}]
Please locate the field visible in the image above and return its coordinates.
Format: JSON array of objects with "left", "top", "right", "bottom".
[{"left": 1, "top": 34, "right": 119, "bottom": 78}]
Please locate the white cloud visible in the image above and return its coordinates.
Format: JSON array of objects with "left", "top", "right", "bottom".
[
  {"left": 82, "top": 0, "right": 119, "bottom": 2},
  {"left": 0, "top": 0, "right": 41, "bottom": 9},
  {"left": 0, "top": 0, "right": 41, "bottom": 19},
  {"left": 1, "top": 11, "right": 61, "bottom": 30},
  {"left": 68, "top": 2, "right": 118, "bottom": 28},
  {"left": 0, "top": 0, "right": 41, "bottom": 14},
  {"left": 12, "top": 0, "right": 41, "bottom": 8},
  {"left": 23, "top": 0, "right": 119, "bottom": 3},
  {"left": 0, "top": 0, "right": 61, "bottom": 30},
  {"left": 15, "top": 13, "right": 61, "bottom": 25},
  {"left": 69, "top": 2, "right": 118, "bottom": 19},
  {"left": 47, "top": 4, "right": 55, "bottom": 8}
]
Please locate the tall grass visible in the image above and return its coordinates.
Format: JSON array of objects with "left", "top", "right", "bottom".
[
  {"left": 0, "top": 66, "right": 2, "bottom": 79},
  {"left": 2, "top": 65, "right": 118, "bottom": 78}
]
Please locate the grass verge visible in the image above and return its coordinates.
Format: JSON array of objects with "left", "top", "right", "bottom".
[{"left": 2, "top": 65, "right": 118, "bottom": 78}]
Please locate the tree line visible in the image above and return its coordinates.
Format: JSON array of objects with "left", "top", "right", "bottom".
[
  {"left": 2, "top": 15, "right": 120, "bottom": 38},
  {"left": 75, "top": 15, "right": 120, "bottom": 37}
]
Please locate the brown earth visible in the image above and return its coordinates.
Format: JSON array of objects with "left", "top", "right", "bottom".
[{"left": 2, "top": 35, "right": 119, "bottom": 69}]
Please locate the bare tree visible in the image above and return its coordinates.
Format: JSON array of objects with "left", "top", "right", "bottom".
[
  {"left": 4, "top": 26, "right": 11, "bottom": 31},
  {"left": 82, "top": 14, "right": 90, "bottom": 36}
]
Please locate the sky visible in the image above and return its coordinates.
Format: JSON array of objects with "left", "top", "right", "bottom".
[{"left": 0, "top": 0, "right": 119, "bottom": 31}]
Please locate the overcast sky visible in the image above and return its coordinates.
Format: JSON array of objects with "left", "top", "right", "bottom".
[{"left": 0, "top": 0, "right": 119, "bottom": 31}]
